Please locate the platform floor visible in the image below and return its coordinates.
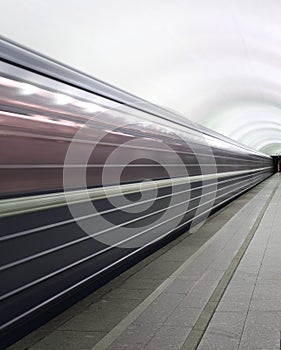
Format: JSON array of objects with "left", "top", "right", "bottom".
[{"left": 7, "top": 174, "right": 281, "bottom": 350}]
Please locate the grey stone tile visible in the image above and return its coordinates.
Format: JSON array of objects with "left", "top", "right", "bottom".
[
  {"left": 164, "top": 279, "right": 196, "bottom": 294},
  {"left": 262, "top": 260, "right": 281, "bottom": 270},
  {"left": 257, "top": 267, "right": 281, "bottom": 281},
  {"left": 108, "top": 343, "right": 145, "bottom": 350},
  {"left": 262, "top": 247, "right": 281, "bottom": 256},
  {"left": 235, "top": 264, "right": 260, "bottom": 274},
  {"left": 178, "top": 267, "right": 205, "bottom": 280},
  {"left": 118, "top": 278, "right": 163, "bottom": 290},
  {"left": 250, "top": 298, "right": 281, "bottom": 311},
  {"left": 217, "top": 284, "right": 255, "bottom": 312},
  {"left": 59, "top": 299, "right": 139, "bottom": 332},
  {"left": 179, "top": 254, "right": 220, "bottom": 279},
  {"left": 191, "top": 253, "right": 216, "bottom": 268},
  {"left": 110, "top": 323, "right": 161, "bottom": 347},
  {"left": 250, "top": 282, "right": 281, "bottom": 311},
  {"left": 209, "top": 254, "right": 234, "bottom": 271},
  {"left": 267, "top": 237, "right": 281, "bottom": 245},
  {"left": 239, "top": 254, "right": 264, "bottom": 266},
  {"left": 238, "top": 311, "right": 281, "bottom": 350},
  {"left": 205, "top": 311, "right": 246, "bottom": 338},
  {"left": 198, "top": 332, "right": 240, "bottom": 350},
  {"left": 200, "top": 269, "right": 225, "bottom": 281},
  {"left": 217, "top": 300, "right": 250, "bottom": 313},
  {"left": 133, "top": 261, "right": 181, "bottom": 279},
  {"left": 89, "top": 297, "right": 140, "bottom": 311},
  {"left": 134, "top": 293, "right": 184, "bottom": 325},
  {"left": 179, "top": 279, "right": 218, "bottom": 308},
  {"left": 144, "top": 325, "right": 191, "bottom": 350},
  {"left": 204, "top": 244, "right": 226, "bottom": 255},
  {"left": 225, "top": 282, "right": 255, "bottom": 294},
  {"left": 182, "top": 237, "right": 208, "bottom": 247},
  {"left": 157, "top": 246, "right": 198, "bottom": 262},
  {"left": 152, "top": 292, "right": 185, "bottom": 308},
  {"left": 229, "top": 271, "right": 257, "bottom": 284},
  {"left": 103, "top": 287, "right": 152, "bottom": 300},
  {"left": 165, "top": 306, "right": 202, "bottom": 327},
  {"left": 29, "top": 330, "right": 105, "bottom": 350},
  {"left": 57, "top": 309, "right": 121, "bottom": 332}
]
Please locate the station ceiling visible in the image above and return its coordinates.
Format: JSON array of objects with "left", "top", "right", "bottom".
[{"left": 1, "top": 0, "right": 280, "bottom": 155}]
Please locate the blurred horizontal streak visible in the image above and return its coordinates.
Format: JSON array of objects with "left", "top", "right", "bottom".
[{"left": 0, "top": 167, "right": 271, "bottom": 218}]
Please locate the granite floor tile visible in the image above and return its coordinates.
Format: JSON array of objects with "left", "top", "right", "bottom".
[
  {"left": 58, "top": 299, "right": 139, "bottom": 332},
  {"left": 157, "top": 246, "right": 198, "bottom": 262},
  {"left": 109, "top": 323, "right": 161, "bottom": 347},
  {"left": 134, "top": 293, "right": 184, "bottom": 326},
  {"left": 250, "top": 282, "right": 281, "bottom": 311},
  {"left": 179, "top": 279, "right": 218, "bottom": 308},
  {"left": 144, "top": 325, "right": 191, "bottom": 350},
  {"left": 203, "top": 311, "right": 246, "bottom": 339},
  {"left": 118, "top": 278, "right": 163, "bottom": 290},
  {"left": 165, "top": 306, "right": 202, "bottom": 327},
  {"left": 103, "top": 288, "right": 152, "bottom": 300},
  {"left": 133, "top": 261, "right": 181, "bottom": 280},
  {"left": 238, "top": 311, "right": 281, "bottom": 350},
  {"left": 197, "top": 332, "right": 240, "bottom": 350},
  {"left": 108, "top": 342, "right": 145, "bottom": 350},
  {"left": 29, "top": 330, "right": 105, "bottom": 350},
  {"left": 164, "top": 279, "right": 196, "bottom": 294}
]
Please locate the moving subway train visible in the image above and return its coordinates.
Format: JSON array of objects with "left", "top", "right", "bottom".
[{"left": 0, "top": 38, "right": 274, "bottom": 346}]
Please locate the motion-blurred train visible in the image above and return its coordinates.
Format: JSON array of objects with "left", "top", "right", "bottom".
[{"left": 0, "top": 38, "right": 273, "bottom": 347}]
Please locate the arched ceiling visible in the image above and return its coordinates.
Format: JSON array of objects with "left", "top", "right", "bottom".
[{"left": 1, "top": 0, "right": 281, "bottom": 155}]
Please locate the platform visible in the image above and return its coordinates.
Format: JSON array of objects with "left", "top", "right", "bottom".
[{"left": 7, "top": 174, "right": 281, "bottom": 350}]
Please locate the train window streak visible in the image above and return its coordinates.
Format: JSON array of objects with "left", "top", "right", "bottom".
[
  {"left": 0, "top": 171, "right": 264, "bottom": 333},
  {"left": 1, "top": 169, "right": 270, "bottom": 241},
  {"left": 0, "top": 172, "right": 266, "bottom": 308},
  {"left": 0, "top": 123, "right": 267, "bottom": 164},
  {"left": 0, "top": 171, "right": 267, "bottom": 274},
  {"left": 1, "top": 167, "right": 272, "bottom": 217}
]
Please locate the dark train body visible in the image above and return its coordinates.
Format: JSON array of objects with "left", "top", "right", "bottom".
[{"left": 0, "top": 38, "right": 273, "bottom": 347}]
